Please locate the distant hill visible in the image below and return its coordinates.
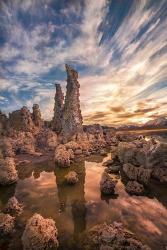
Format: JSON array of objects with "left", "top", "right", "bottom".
[{"left": 117, "top": 117, "right": 167, "bottom": 131}]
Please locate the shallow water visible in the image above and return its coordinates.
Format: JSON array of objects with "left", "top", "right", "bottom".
[{"left": 0, "top": 152, "right": 167, "bottom": 249}]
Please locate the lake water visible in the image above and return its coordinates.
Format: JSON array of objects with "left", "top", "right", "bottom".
[{"left": 0, "top": 134, "right": 167, "bottom": 249}]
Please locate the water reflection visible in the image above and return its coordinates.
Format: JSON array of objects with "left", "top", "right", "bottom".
[{"left": 0, "top": 151, "right": 167, "bottom": 249}]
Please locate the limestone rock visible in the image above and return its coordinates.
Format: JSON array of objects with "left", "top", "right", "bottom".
[
  {"left": 123, "top": 163, "right": 151, "bottom": 185},
  {"left": 14, "top": 132, "right": 36, "bottom": 155},
  {"left": 4, "top": 196, "right": 23, "bottom": 216},
  {"left": 118, "top": 142, "right": 146, "bottom": 166},
  {"left": 106, "top": 165, "right": 120, "bottom": 174},
  {"left": 65, "top": 171, "right": 78, "bottom": 184},
  {"left": 54, "top": 144, "right": 70, "bottom": 167},
  {"left": 125, "top": 181, "right": 144, "bottom": 195},
  {"left": 148, "top": 142, "right": 167, "bottom": 168},
  {"left": 0, "top": 111, "right": 8, "bottom": 136},
  {"left": 102, "top": 159, "right": 113, "bottom": 166},
  {"left": 32, "top": 104, "right": 43, "bottom": 127},
  {"left": 9, "top": 106, "right": 34, "bottom": 132},
  {"left": 21, "top": 213, "right": 59, "bottom": 250},
  {"left": 62, "top": 64, "right": 83, "bottom": 141},
  {"left": 0, "top": 213, "right": 15, "bottom": 236},
  {"left": 65, "top": 141, "right": 81, "bottom": 151},
  {"left": 100, "top": 173, "right": 117, "bottom": 195},
  {"left": 81, "top": 222, "right": 150, "bottom": 250},
  {"left": 0, "top": 158, "right": 18, "bottom": 185},
  {"left": 0, "top": 137, "right": 14, "bottom": 158},
  {"left": 151, "top": 167, "right": 167, "bottom": 183},
  {"left": 68, "top": 149, "right": 75, "bottom": 160},
  {"left": 36, "top": 129, "right": 57, "bottom": 150},
  {"left": 52, "top": 84, "right": 64, "bottom": 133},
  {"left": 84, "top": 124, "right": 106, "bottom": 150}
]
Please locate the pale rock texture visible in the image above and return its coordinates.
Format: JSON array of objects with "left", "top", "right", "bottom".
[
  {"left": 21, "top": 213, "right": 59, "bottom": 250},
  {"left": 100, "top": 172, "right": 117, "bottom": 195},
  {"left": 52, "top": 84, "right": 64, "bottom": 133},
  {"left": 81, "top": 222, "right": 150, "bottom": 250},
  {"left": 4, "top": 196, "right": 23, "bottom": 216},
  {"left": 0, "top": 213, "right": 15, "bottom": 236},
  {"left": 54, "top": 144, "right": 70, "bottom": 167},
  {"left": 62, "top": 64, "right": 83, "bottom": 141},
  {"left": 0, "top": 158, "right": 18, "bottom": 185},
  {"left": 65, "top": 171, "right": 79, "bottom": 184}
]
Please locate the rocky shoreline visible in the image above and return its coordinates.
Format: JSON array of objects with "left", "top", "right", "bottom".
[{"left": 0, "top": 65, "right": 167, "bottom": 249}]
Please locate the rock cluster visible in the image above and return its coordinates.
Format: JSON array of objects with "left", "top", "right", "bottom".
[
  {"left": 22, "top": 213, "right": 59, "bottom": 250},
  {"left": 100, "top": 172, "right": 117, "bottom": 195},
  {"left": 54, "top": 144, "right": 71, "bottom": 167},
  {"left": 0, "top": 213, "right": 15, "bottom": 236},
  {"left": 4, "top": 196, "right": 23, "bottom": 216},
  {"left": 123, "top": 163, "right": 151, "bottom": 185},
  {"left": 81, "top": 221, "right": 150, "bottom": 250},
  {"left": 125, "top": 181, "right": 144, "bottom": 195},
  {"left": 9, "top": 106, "right": 35, "bottom": 132},
  {"left": 0, "top": 158, "right": 18, "bottom": 185},
  {"left": 36, "top": 129, "right": 57, "bottom": 150}
]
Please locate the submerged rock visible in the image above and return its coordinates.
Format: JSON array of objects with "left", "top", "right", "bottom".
[
  {"left": 0, "top": 213, "right": 15, "bottom": 236},
  {"left": 22, "top": 213, "right": 59, "bottom": 250},
  {"left": 100, "top": 173, "right": 117, "bottom": 195},
  {"left": 0, "top": 158, "right": 18, "bottom": 185},
  {"left": 65, "top": 171, "right": 79, "bottom": 184},
  {"left": 125, "top": 181, "right": 144, "bottom": 195},
  {"left": 54, "top": 144, "right": 70, "bottom": 167},
  {"left": 4, "top": 196, "right": 23, "bottom": 216},
  {"left": 123, "top": 163, "right": 151, "bottom": 185},
  {"left": 81, "top": 222, "right": 150, "bottom": 250}
]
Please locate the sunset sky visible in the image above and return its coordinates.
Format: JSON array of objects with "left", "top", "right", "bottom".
[{"left": 0, "top": 0, "right": 167, "bottom": 126}]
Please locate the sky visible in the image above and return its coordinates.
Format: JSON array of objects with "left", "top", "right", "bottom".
[{"left": 0, "top": 0, "right": 167, "bottom": 126}]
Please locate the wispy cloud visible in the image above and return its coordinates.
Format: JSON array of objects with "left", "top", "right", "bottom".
[{"left": 0, "top": 0, "right": 167, "bottom": 125}]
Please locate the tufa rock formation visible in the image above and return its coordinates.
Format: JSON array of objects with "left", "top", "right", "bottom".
[
  {"left": 80, "top": 221, "right": 150, "bottom": 250},
  {"left": 52, "top": 84, "right": 64, "bottom": 133},
  {"left": 9, "top": 106, "right": 34, "bottom": 132},
  {"left": 62, "top": 64, "right": 83, "bottom": 141},
  {"left": 0, "top": 213, "right": 15, "bottom": 236},
  {"left": 32, "top": 104, "right": 43, "bottom": 127},
  {"left": 0, "top": 111, "right": 8, "bottom": 135},
  {"left": 22, "top": 213, "right": 59, "bottom": 250}
]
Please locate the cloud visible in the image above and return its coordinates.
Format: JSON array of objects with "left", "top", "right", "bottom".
[{"left": 0, "top": 0, "right": 167, "bottom": 125}]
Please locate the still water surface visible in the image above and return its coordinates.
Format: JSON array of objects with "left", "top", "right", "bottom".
[{"left": 0, "top": 145, "right": 167, "bottom": 249}]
